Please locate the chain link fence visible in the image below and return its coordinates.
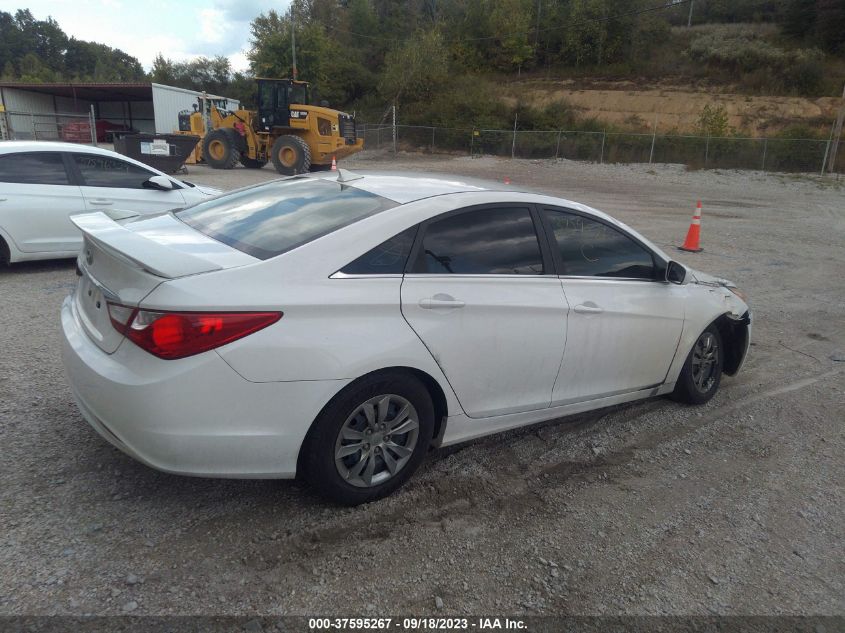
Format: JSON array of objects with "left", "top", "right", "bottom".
[
  {"left": 1, "top": 108, "right": 98, "bottom": 144},
  {"left": 359, "top": 123, "right": 841, "bottom": 175}
]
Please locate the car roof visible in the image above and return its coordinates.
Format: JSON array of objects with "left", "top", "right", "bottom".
[
  {"left": 0, "top": 140, "right": 123, "bottom": 155},
  {"left": 309, "top": 170, "right": 522, "bottom": 204}
]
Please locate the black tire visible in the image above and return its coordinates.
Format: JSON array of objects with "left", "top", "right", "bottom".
[
  {"left": 670, "top": 324, "right": 723, "bottom": 405},
  {"left": 303, "top": 372, "right": 434, "bottom": 505},
  {"left": 0, "top": 236, "right": 9, "bottom": 266},
  {"left": 270, "top": 135, "right": 311, "bottom": 175},
  {"left": 239, "top": 155, "right": 267, "bottom": 169},
  {"left": 202, "top": 128, "right": 239, "bottom": 169}
]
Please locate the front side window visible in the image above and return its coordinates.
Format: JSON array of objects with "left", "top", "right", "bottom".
[
  {"left": 543, "top": 208, "right": 656, "bottom": 279},
  {"left": 0, "top": 152, "right": 69, "bottom": 185},
  {"left": 289, "top": 83, "right": 309, "bottom": 105},
  {"left": 73, "top": 154, "right": 155, "bottom": 189},
  {"left": 412, "top": 207, "right": 544, "bottom": 275},
  {"left": 177, "top": 178, "right": 396, "bottom": 260}
]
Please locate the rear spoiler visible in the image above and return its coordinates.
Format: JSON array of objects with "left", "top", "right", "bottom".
[{"left": 70, "top": 212, "right": 223, "bottom": 279}]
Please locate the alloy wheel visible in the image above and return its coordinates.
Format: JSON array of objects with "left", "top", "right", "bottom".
[
  {"left": 334, "top": 394, "right": 420, "bottom": 488},
  {"left": 691, "top": 331, "right": 719, "bottom": 393}
]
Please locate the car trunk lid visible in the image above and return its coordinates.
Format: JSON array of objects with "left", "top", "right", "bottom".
[{"left": 70, "top": 211, "right": 257, "bottom": 353}]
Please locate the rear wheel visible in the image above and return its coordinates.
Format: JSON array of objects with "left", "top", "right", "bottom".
[
  {"left": 0, "top": 236, "right": 9, "bottom": 266},
  {"left": 270, "top": 135, "right": 311, "bottom": 175},
  {"left": 239, "top": 155, "right": 267, "bottom": 169},
  {"left": 304, "top": 373, "right": 434, "bottom": 505},
  {"left": 203, "top": 129, "right": 239, "bottom": 169},
  {"left": 671, "top": 325, "right": 723, "bottom": 404}
]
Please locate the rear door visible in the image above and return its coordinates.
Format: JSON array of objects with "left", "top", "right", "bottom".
[
  {"left": 71, "top": 153, "right": 186, "bottom": 213},
  {"left": 400, "top": 205, "right": 569, "bottom": 418},
  {"left": 541, "top": 207, "right": 686, "bottom": 405},
  {"left": 0, "top": 151, "right": 84, "bottom": 253}
]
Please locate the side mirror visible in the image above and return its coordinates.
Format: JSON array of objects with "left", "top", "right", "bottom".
[
  {"left": 143, "top": 175, "right": 175, "bottom": 191},
  {"left": 666, "top": 260, "right": 688, "bottom": 284}
]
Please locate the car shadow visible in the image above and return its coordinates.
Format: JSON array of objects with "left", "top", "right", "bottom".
[{"left": 1, "top": 258, "right": 77, "bottom": 276}]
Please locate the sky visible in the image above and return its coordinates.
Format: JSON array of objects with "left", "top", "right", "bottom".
[{"left": 17, "top": 0, "right": 287, "bottom": 72}]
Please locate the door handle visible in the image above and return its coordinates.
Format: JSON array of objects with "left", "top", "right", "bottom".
[
  {"left": 419, "top": 294, "right": 465, "bottom": 310},
  {"left": 574, "top": 303, "right": 603, "bottom": 314},
  {"left": 89, "top": 199, "right": 114, "bottom": 206}
]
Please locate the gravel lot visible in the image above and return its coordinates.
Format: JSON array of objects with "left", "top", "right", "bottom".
[{"left": 1, "top": 152, "right": 843, "bottom": 617}]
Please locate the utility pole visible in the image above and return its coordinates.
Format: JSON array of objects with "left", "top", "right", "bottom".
[
  {"left": 826, "top": 82, "right": 845, "bottom": 175},
  {"left": 687, "top": 0, "right": 694, "bottom": 27},
  {"left": 291, "top": 6, "right": 298, "bottom": 80}
]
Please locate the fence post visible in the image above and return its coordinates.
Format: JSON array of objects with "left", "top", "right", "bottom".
[
  {"left": 392, "top": 104, "right": 397, "bottom": 155},
  {"left": 600, "top": 131, "right": 606, "bottom": 164},
  {"left": 30, "top": 113, "right": 37, "bottom": 140},
  {"left": 431, "top": 127, "right": 435, "bottom": 153},
  {"left": 649, "top": 129, "right": 657, "bottom": 164},
  {"left": 821, "top": 137, "right": 832, "bottom": 176},
  {"left": 376, "top": 126, "right": 380, "bottom": 150},
  {"left": 704, "top": 135, "right": 710, "bottom": 168},
  {"left": 89, "top": 105, "right": 97, "bottom": 145},
  {"left": 555, "top": 130, "right": 562, "bottom": 160},
  {"left": 761, "top": 138, "right": 768, "bottom": 172},
  {"left": 511, "top": 113, "right": 518, "bottom": 159}
]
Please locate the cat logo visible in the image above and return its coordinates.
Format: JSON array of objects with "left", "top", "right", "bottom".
[{"left": 289, "top": 110, "right": 308, "bottom": 120}]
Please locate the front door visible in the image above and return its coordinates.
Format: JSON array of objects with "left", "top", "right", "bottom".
[
  {"left": 72, "top": 153, "right": 186, "bottom": 214},
  {"left": 541, "top": 207, "right": 686, "bottom": 405},
  {"left": 401, "top": 205, "right": 569, "bottom": 418}
]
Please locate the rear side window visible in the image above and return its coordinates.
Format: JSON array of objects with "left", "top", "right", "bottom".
[
  {"left": 543, "top": 209, "right": 656, "bottom": 279},
  {"left": 341, "top": 227, "right": 417, "bottom": 275},
  {"left": 412, "top": 207, "right": 544, "bottom": 275},
  {"left": 177, "top": 178, "right": 397, "bottom": 260},
  {"left": 73, "top": 154, "right": 155, "bottom": 189},
  {"left": 0, "top": 152, "right": 69, "bottom": 185}
]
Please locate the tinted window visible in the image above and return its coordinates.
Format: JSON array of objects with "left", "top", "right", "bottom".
[
  {"left": 73, "top": 154, "right": 155, "bottom": 189},
  {"left": 543, "top": 209, "right": 656, "bottom": 279},
  {"left": 0, "top": 152, "right": 69, "bottom": 185},
  {"left": 413, "top": 207, "right": 543, "bottom": 275},
  {"left": 177, "top": 178, "right": 396, "bottom": 260},
  {"left": 341, "top": 226, "right": 417, "bottom": 275}
]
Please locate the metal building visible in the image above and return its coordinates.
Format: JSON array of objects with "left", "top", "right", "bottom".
[{"left": 0, "top": 82, "right": 239, "bottom": 141}]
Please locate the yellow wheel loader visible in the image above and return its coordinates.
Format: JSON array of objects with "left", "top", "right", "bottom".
[{"left": 179, "top": 79, "right": 363, "bottom": 175}]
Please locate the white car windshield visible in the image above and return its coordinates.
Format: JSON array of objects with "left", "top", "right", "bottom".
[{"left": 176, "top": 178, "right": 396, "bottom": 259}]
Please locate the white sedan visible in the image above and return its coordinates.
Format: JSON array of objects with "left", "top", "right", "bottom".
[
  {"left": 60, "top": 171, "right": 751, "bottom": 504},
  {"left": 0, "top": 141, "right": 220, "bottom": 264}
]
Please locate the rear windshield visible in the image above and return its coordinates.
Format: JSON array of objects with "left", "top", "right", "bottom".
[{"left": 176, "top": 178, "right": 396, "bottom": 259}]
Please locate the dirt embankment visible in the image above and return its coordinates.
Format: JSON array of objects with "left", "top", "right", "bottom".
[{"left": 506, "top": 80, "right": 840, "bottom": 135}]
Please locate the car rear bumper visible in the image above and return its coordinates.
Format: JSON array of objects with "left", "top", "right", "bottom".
[{"left": 60, "top": 296, "right": 349, "bottom": 478}]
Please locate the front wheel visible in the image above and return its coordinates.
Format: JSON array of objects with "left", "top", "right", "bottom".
[
  {"left": 671, "top": 325, "right": 723, "bottom": 404},
  {"left": 202, "top": 128, "right": 239, "bottom": 169},
  {"left": 303, "top": 373, "right": 434, "bottom": 505}
]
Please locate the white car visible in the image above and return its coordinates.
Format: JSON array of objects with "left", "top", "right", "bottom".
[
  {"left": 60, "top": 171, "right": 751, "bottom": 504},
  {"left": 0, "top": 141, "right": 220, "bottom": 263}
]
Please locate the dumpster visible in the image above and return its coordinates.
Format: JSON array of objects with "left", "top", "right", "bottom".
[{"left": 114, "top": 133, "right": 201, "bottom": 174}]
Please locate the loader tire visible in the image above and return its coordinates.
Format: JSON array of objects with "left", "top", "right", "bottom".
[
  {"left": 203, "top": 129, "right": 239, "bottom": 169},
  {"left": 271, "top": 135, "right": 311, "bottom": 175}
]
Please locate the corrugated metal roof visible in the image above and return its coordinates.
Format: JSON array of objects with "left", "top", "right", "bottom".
[{"left": 0, "top": 82, "right": 153, "bottom": 101}]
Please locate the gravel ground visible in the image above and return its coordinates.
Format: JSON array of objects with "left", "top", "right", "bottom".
[{"left": 1, "top": 153, "right": 843, "bottom": 617}]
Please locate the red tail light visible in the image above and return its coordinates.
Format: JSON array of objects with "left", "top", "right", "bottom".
[{"left": 107, "top": 303, "right": 281, "bottom": 360}]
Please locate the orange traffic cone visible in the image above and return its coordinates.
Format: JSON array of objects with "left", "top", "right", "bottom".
[
  {"left": 330, "top": 156, "right": 337, "bottom": 171},
  {"left": 503, "top": 176, "right": 511, "bottom": 184},
  {"left": 679, "top": 200, "right": 703, "bottom": 252}
]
